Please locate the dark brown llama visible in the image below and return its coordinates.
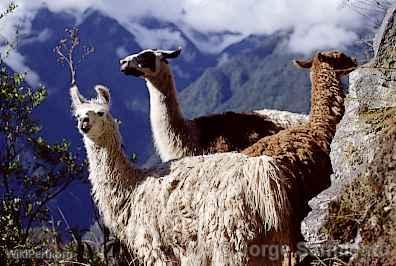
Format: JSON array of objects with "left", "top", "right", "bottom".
[{"left": 120, "top": 48, "right": 308, "bottom": 161}]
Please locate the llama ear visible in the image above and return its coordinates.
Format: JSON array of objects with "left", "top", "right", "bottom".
[
  {"left": 70, "top": 84, "right": 87, "bottom": 108},
  {"left": 160, "top": 47, "right": 182, "bottom": 59},
  {"left": 95, "top": 85, "right": 111, "bottom": 105},
  {"left": 317, "top": 52, "right": 327, "bottom": 62},
  {"left": 293, "top": 59, "right": 313, "bottom": 69}
]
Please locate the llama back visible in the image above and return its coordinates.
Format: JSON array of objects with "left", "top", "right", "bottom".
[{"left": 193, "top": 112, "right": 284, "bottom": 154}]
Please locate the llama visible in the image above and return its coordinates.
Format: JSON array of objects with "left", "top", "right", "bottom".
[
  {"left": 120, "top": 48, "right": 308, "bottom": 162},
  {"left": 243, "top": 51, "right": 357, "bottom": 219},
  {"left": 71, "top": 84, "right": 294, "bottom": 265}
]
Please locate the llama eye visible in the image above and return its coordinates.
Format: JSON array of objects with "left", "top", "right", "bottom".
[{"left": 97, "top": 112, "right": 105, "bottom": 117}]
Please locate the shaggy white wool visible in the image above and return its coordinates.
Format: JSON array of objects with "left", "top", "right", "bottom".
[
  {"left": 135, "top": 153, "right": 289, "bottom": 264},
  {"left": 254, "top": 109, "right": 308, "bottom": 129},
  {"left": 87, "top": 136, "right": 291, "bottom": 264},
  {"left": 146, "top": 79, "right": 194, "bottom": 162}
]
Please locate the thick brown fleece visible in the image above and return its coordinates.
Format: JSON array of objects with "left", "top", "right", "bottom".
[
  {"left": 243, "top": 51, "right": 357, "bottom": 246},
  {"left": 194, "top": 111, "right": 283, "bottom": 154}
]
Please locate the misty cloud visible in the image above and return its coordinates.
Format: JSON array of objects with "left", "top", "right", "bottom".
[
  {"left": 121, "top": 22, "right": 186, "bottom": 50},
  {"left": 0, "top": 0, "right": 389, "bottom": 81},
  {"left": 3, "top": 50, "right": 41, "bottom": 86},
  {"left": 288, "top": 24, "right": 359, "bottom": 54},
  {"left": 1, "top": 0, "right": 381, "bottom": 53}
]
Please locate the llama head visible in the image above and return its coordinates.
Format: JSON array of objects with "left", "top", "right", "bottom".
[
  {"left": 294, "top": 50, "right": 357, "bottom": 76},
  {"left": 70, "top": 84, "right": 116, "bottom": 140},
  {"left": 119, "top": 47, "right": 182, "bottom": 77}
]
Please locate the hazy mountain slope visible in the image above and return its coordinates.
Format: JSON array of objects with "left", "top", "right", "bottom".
[
  {"left": 180, "top": 33, "right": 368, "bottom": 118},
  {"left": 180, "top": 34, "right": 309, "bottom": 117}
]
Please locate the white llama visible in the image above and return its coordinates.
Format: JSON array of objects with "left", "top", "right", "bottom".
[{"left": 71, "top": 84, "right": 293, "bottom": 265}]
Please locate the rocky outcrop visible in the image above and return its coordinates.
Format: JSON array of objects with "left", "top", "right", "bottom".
[{"left": 301, "top": 3, "right": 396, "bottom": 264}]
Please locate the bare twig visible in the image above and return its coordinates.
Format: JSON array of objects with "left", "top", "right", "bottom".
[
  {"left": 0, "top": 2, "right": 17, "bottom": 20},
  {"left": 54, "top": 27, "right": 94, "bottom": 86}
]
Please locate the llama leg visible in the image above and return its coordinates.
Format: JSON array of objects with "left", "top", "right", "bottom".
[
  {"left": 133, "top": 227, "right": 172, "bottom": 266},
  {"left": 211, "top": 244, "right": 246, "bottom": 266},
  {"left": 180, "top": 254, "right": 208, "bottom": 266}
]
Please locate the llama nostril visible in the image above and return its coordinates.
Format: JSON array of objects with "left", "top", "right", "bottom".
[
  {"left": 80, "top": 117, "right": 91, "bottom": 133},
  {"left": 120, "top": 60, "right": 130, "bottom": 72}
]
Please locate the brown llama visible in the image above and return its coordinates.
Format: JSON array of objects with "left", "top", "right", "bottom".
[
  {"left": 120, "top": 48, "right": 308, "bottom": 161},
  {"left": 243, "top": 51, "right": 358, "bottom": 251}
]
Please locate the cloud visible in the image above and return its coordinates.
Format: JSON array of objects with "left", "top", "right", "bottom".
[
  {"left": 3, "top": 50, "right": 41, "bottom": 86},
  {"left": 21, "top": 28, "right": 52, "bottom": 45},
  {"left": 115, "top": 46, "right": 128, "bottom": 58},
  {"left": 121, "top": 22, "right": 186, "bottom": 50},
  {"left": 93, "top": 0, "right": 376, "bottom": 53},
  {"left": 217, "top": 53, "right": 230, "bottom": 66},
  {"left": 0, "top": 0, "right": 387, "bottom": 72},
  {"left": 288, "top": 24, "right": 359, "bottom": 54}
]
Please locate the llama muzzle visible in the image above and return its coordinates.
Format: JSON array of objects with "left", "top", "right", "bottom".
[
  {"left": 120, "top": 58, "right": 145, "bottom": 77},
  {"left": 80, "top": 118, "right": 91, "bottom": 133}
]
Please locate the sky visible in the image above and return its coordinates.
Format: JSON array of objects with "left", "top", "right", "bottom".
[{"left": 0, "top": 0, "right": 390, "bottom": 85}]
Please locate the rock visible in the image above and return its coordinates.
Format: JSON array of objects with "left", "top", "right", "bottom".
[
  {"left": 374, "top": 3, "right": 396, "bottom": 64},
  {"left": 301, "top": 3, "right": 396, "bottom": 261}
]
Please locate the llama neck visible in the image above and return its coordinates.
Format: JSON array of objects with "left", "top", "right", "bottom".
[
  {"left": 145, "top": 64, "right": 195, "bottom": 161},
  {"left": 83, "top": 125, "right": 142, "bottom": 236},
  {"left": 84, "top": 126, "right": 141, "bottom": 186},
  {"left": 308, "top": 62, "right": 345, "bottom": 148}
]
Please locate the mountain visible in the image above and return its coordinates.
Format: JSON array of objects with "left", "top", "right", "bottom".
[
  {"left": 179, "top": 32, "right": 309, "bottom": 118},
  {"left": 180, "top": 32, "right": 369, "bottom": 118}
]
